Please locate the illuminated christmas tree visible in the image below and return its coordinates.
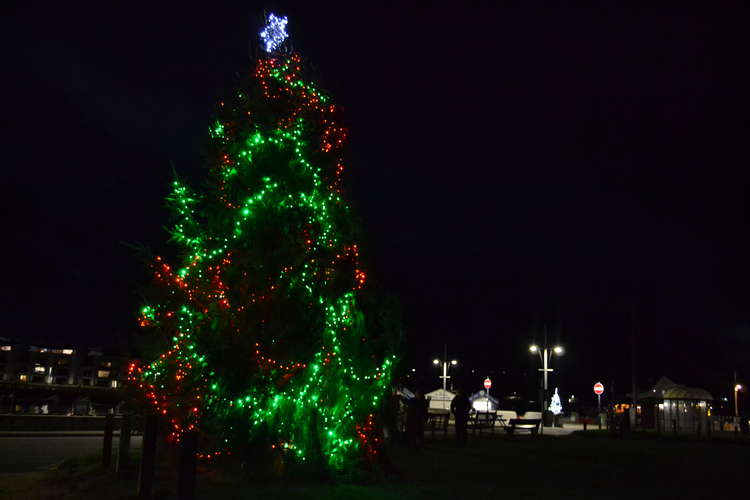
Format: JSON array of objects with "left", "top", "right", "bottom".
[
  {"left": 549, "top": 387, "right": 563, "bottom": 416},
  {"left": 129, "top": 13, "right": 401, "bottom": 472}
]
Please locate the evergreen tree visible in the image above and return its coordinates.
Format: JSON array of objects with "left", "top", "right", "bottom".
[{"left": 130, "top": 13, "right": 401, "bottom": 471}]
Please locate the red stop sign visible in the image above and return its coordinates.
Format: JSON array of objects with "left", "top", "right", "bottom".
[
  {"left": 484, "top": 378, "right": 492, "bottom": 389},
  {"left": 593, "top": 382, "right": 604, "bottom": 395}
]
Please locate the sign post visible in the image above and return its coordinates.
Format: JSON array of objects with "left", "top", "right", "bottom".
[
  {"left": 484, "top": 378, "right": 492, "bottom": 412},
  {"left": 593, "top": 382, "right": 604, "bottom": 415}
]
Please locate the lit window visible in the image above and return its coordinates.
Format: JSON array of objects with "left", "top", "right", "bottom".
[
  {"left": 111, "top": 380, "right": 118, "bottom": 388},
  {"left": 62, "top": 349, "right": 74, "bottom": 355},
  {"left": 34, "top": 366, "right": 46, "bottom": 373},
  {"left": 0, "top": 346, "right": 11, "bottom": 351},
  {"left": 97, "top": 370, "right": 110, "bottom": 378},
  {"left": 19, "top": 374, "right": 28, "bottom": 382}
]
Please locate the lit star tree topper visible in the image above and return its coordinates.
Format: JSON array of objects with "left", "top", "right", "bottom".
[
  {"left": 130, "top": 13, "right": 403, "bottom": 473},
  {"left": 259, "top": 13, "right": 289, "bottom": 53}
]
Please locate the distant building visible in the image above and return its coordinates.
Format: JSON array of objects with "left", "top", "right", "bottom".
[
  {"left": 396, "top": 386, "right": 414, "bottom": 400},
  {"left": 425, "top": 388, "right": 455, "bottom": 412},
  {"left": 0, "top": 338, "right": 129, "bottom": 389},
  {"left": 635, "top": 376, "right": 713, "bottom": 433},
  {"left": 469, "top": 390, "right": 500, "bottom": 412},
  {"left": 1, "top": 337, "right": 132, "bottom": 415}
]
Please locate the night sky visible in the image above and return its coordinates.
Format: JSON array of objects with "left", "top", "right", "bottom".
[{"left": 3, "top": 5, "right": 747, "bottom": 406}]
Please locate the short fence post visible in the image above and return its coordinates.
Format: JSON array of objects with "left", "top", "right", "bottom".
[
  {"left": 177, "top": 431, "right": 198, "bottom": 500},
  {"left": 138, "top": 415, "right": 158, "bottom": 498},
  {"left": 116, "top": 412, "right": 132, "bottom": 473},
  {"left": 102, "top": 412, "right": 114, "bottom": 468}
]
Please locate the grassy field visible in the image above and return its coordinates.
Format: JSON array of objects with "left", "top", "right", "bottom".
[{"left": 1, "top": 432, "right": 747, "bottom": 499}]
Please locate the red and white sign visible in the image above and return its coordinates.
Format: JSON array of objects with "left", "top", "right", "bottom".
[
  {"left": 593, "top": 382, "right": 604, "bottom": 395},
  {"left": 484, "top": 378, "right": 492, "bottom": 390}
]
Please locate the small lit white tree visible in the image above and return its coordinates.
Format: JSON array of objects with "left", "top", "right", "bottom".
[{"left": 549, "top": 387, "right": 563, "bottom": 415}]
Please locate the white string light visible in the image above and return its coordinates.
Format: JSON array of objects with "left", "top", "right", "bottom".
[{"left": 259, "top": 13, "right": 289, "bottom": 53}]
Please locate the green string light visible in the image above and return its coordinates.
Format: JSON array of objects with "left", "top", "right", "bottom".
[{"left": 130, "top": 34, "right": 400, "bottom": 471}]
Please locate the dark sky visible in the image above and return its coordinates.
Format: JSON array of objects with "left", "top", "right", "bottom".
[{"left": 2, "top": 4, "right": 747, "bottom": 406}]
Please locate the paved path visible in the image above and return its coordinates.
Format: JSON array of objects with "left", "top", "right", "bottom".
[
  {"left": 0, "top": 435, "right": 142, "bottom": 472},
  {"left": 540, "top": 424, "right": 581, "bottom": 435}
]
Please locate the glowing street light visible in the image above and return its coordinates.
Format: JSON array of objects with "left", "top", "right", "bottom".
[
  {"left": 529, "top": 339, "right": 565, "bottom": 421},
  {"left": 735, "top": 384, "right": 743, "bottom": 419},
  {"left": 433, "top": 345, "right": 458, "bottom": 409}
]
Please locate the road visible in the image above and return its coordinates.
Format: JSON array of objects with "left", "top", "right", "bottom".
[
  {"left": 0, "top": 425, "right": 578, "bottom": 473},
  {"left": 0, "top": 435, "right": 142, "bottom": 472}
]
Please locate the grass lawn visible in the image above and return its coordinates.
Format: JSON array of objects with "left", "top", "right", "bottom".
[{"left": 1, "top": 432, "right": 747, "bottom": 499}]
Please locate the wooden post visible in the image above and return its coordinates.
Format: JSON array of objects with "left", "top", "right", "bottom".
[
  {"left": 102, "top": 413, "right": 114, "bottom": 468},
  {"left": 116, "top": 413, "right": 132, "bottom": 473},
  {"left": 177, "top": 431, "right": 198, "bottom": 500},
  {"left": 138, "top": 415, "right": 158, "bottom": 498}
]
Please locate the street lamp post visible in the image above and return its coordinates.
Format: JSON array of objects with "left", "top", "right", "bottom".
[
  {"left": 433, "top": 345, "right": 457, "bottom": 410},
  {"left": 529, "top": 343, "right": 563, "bottom": 423},
  {"left": 734, "top": 384, "right": 742, "bottom": 420}
]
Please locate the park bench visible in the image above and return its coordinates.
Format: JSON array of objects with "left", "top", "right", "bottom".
[
  {"left": 468, "top": 411, "right": 498, "bottom": 435},
  {"left": 505, "top": 418, "right": 541, "bottom": 435},
  {"left": 427, "top": 412, "right": 449, "bottom": 438}
]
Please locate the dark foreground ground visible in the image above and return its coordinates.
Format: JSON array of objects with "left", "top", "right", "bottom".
[{"left": 0, "top": 431, "right": 747, "bottom": 499}]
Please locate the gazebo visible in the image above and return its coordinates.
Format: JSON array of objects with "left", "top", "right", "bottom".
[
  {"left": 637, "top": 376, "right": 713, "bottom": 432},
  {"left": 469, "top": 390, "right": 500, "bottom": 412},
  {"left": 425, "top": 388, "right": 455, "bottom": 412}
]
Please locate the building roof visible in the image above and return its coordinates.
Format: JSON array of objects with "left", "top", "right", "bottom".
[
  {"left": 397, "top": 386, "right": 415, "bottom": 399},
  {"left": 425, "top": 388, "right": 455, "bottom": 401},
  {"left": 662, "top": 386, "right": 713, "bottom": 401},
  {"left": 636, "top": 376, "right": 713, "bottom": 401},
  {"left": 469, "top": 390, "right": 500, "bottom": 406}
]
